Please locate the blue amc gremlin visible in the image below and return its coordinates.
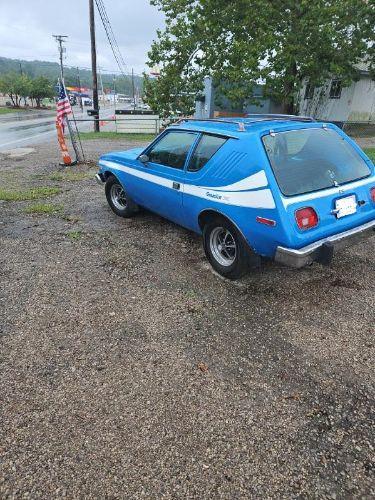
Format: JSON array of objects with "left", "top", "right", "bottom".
[{"left": 96, "top": 115, "right": 375, "bottom": 279}]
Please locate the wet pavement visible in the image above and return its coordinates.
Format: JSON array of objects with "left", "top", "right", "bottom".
[{"left": 0, "top": 106, "right": 117, "bottom": 151}]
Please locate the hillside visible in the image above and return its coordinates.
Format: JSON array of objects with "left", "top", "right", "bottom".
[{"left": 0, "top": 56, "right": 143, "bottom": 95}]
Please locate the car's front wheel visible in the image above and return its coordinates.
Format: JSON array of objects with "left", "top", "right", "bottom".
[
  {"left": 105, "top": 175, "right": 139, "bottom": 218},
  {"left": 203, "top": 217, "right": 251, "bottom": 279}
]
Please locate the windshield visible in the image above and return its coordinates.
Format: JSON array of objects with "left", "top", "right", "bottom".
[{"left": 262, "top": 128, "right": 371, "bottom": 196}]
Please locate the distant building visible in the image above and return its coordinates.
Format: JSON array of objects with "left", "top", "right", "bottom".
[
  {"left": 195, "top": 77, "right": 282, "bottom": 118},
  {"left": 299, "top": 63, "right": 375, "bottom": 123},
  {"left": 243, "top": 86, "right": 283, "bottom": 115}
]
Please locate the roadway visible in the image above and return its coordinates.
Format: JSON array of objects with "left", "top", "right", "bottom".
[{"left": 0, "top": 105, "right": 117, "bottom": 151}]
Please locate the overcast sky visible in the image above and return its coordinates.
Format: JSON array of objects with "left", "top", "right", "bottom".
[{"left": 0, "top": 0, "right": 165, "bottom": 75}]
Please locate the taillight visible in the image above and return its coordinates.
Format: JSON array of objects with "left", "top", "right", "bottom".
[
  {"left": 370, "top": 187, "right": 375, "bottom": 203},
  {"left": 295, "top": 207, "right": 318, "bottom": 230}
]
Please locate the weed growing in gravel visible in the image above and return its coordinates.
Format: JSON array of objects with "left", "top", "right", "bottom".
[
  {"left": 0, "top": 187, "right": 60, "bottom": 201},
  {"left": 0, "top": 171, "right": 24, "bottom": 190},
  {"left": 67, "top": 230, "right": 82, "bottom": 240},
  {"left": 48, "top": 172, "right": 91, "bottom": 182},
  {"left": 24, "top": 203, "right": 63, "bottom": 214},
  {"left": 62, "top": 214, "right": 82, "bottom": 223}
]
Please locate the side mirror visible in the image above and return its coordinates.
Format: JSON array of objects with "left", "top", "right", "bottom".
[{"left": 139, "top": 154, "right": 149, "bottom": 164}]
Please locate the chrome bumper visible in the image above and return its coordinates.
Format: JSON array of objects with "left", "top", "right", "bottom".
[
  {"left": 275, "top": 219, "right": 375, "bottom": 268},
  {"left": 95, "top": 173, "right": 105, "bottom": 185}
]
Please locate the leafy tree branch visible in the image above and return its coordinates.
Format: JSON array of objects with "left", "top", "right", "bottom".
[{"left": 146, "top": 0, "right": 374, "bottom": 115}]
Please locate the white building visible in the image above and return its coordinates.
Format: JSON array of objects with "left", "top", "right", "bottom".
[{"left": 299, "top": 63, "right": 375, "bottom": 123}]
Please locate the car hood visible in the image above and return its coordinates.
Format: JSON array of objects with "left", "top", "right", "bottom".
[{"left": 100, "top": 147, "right": 144, "bottom": 163}]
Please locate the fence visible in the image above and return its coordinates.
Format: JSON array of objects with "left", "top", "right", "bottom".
[
  {"left": 67, "top": 117, "right": 160, "bottom": 136},
  {"left": 115, "top": 113, "right": 160, "bottom": 134},
  {"left": 68, "top": 111, "right": 160, "bottom": 135},
  {"left": 340, "top": 122, "right": 375, "bottom": 139}
]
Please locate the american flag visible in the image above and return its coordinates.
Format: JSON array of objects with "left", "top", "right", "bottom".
[{"left": 56, "top": 80, "right": 72, "bottom": 131}]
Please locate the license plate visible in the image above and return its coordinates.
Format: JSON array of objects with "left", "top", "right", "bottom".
[{"left": 335, "top": 195, "right": 357, "bottom": 218}]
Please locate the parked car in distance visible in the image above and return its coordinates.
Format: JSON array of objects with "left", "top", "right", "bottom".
[
  {"left": 68, "top": 94, "right": 77, "bottom": 106},
  {"left": 96, "top": 115, "right": 375, "bottom": 279},
  {"left": 82, "top": 97, "right": 93, "bottom": 107}
]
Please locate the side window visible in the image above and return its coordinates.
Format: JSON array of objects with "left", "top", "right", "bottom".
[
  {"left": 304, "top": 83, "right": 314, "bottom": 100},
  {"left": 148, "top": 131, "right": 197, "bottom": 169},
  {"left": 188, "top": 134, "right": 227, "bottom": 172},
  {"left": 329, "top": 79, "right": 342, "bottom": 99}
]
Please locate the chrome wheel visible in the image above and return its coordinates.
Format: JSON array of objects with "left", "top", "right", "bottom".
[
  {"left": 110, "top": 183, "right": 127, "bottom": 210},
  {"left": 209, "top": 226, "right": 237, "bottom": 267}
]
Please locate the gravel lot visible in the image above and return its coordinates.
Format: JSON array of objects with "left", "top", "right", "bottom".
[{"left": 0, "top": 137, "right": 374, "bottom": 498}]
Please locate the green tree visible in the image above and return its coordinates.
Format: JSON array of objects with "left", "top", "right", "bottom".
[
  {"left": 146, "top": 0, "right": 375, "bottom": 115},
  {"left": 0, "top": 57, "right": 144, "bottom": 99},
  {"left": 17, "top": 74, "right": 32, "bottom": 106},
  {"left": 29, "top": 76, "right": 54, "bottom": 107},
  {"left": 0, "top": 73, "right": 31, "bottom": 107}
]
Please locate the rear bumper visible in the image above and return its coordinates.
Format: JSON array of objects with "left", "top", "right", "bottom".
[{"left": 275, "top": 219, "right": 375, "bottom": 268}]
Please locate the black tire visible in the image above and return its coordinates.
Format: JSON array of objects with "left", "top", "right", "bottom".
[
  {"left": 105, "top": 175, "right": 139, "bottom": 218},
  {"left": 203, "top": 217, "right": 253, "bottom": 279}
]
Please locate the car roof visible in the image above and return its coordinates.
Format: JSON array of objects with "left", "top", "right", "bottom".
[{"left": 169, "top": 114, "right": 326, "bottom": 138}]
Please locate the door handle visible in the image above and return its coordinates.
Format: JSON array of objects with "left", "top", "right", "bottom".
[{"left": 172, "top": 182, "right": 180, "bottom": 190}]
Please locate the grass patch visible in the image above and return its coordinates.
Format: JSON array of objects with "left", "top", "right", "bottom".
[
  {"left": 67, "top": 230, "right": 82, "bottom": 240},
  {"left": 0, "top": 107, "right": 28, "bottom": 115},
  {"left": 48, "top": 171, "right": 91, "bottom": 182},
  {"left": 24, "top": 203, "right": 63, "bottom": 214},
  {"left": 0, "top": 186, "right": 60, "bottom": 201},
  {"left": 364, "top": 148, "right": 375, "bottom": 162},
  {"left": 78, "top": 131, "right": 155, "bottom": 142}
]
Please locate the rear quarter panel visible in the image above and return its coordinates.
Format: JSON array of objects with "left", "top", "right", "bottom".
[{"left": 182, "top": 136, "right": 285, "bottom": 257}]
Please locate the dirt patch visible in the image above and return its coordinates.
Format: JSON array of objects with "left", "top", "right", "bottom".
[
  {"left": 0, "top": 138, "right": 374, "bottom": 498},
  {"left": 0, "top": 147, "right": 36, "bottom": 158}
]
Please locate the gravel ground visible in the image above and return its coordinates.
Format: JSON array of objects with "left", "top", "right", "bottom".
[{"left": 0, "top": 137, "right": 374, "bottom": 499}]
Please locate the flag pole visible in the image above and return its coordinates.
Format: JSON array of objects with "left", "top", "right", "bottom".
[
  {"left": 65, "top": 113, "right": 81, "bottom": 164},
  {"left": 56, "top": 119, "right": 74, "bottom": 166},
  {"left": 55, "top": 79, "right": 78, "bottom": 166},
  {"left": 53, "top": 34, "right": 81, "bottom": 165},
  {"left": 62, "top": 80, "right": 81, "bottom": 163}
]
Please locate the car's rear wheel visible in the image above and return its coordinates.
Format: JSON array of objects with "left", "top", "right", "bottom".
[
  {"left": 203, "top": 217, "right": 251, "bottom": 279},
  {"left": 105, "top": 175, "right": 138, "bottom": 218}
]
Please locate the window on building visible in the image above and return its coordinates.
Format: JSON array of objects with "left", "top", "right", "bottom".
[
  {"left": 188, "top": 134, "right": 227, "bottom": 172},
  {"left": 147, "top": 131, "right": 198, "bottom": 169},
  {"left": 329, "top": 79, "right": 342, "bottom": 99},
  {"left": 304, "top": 83, "right": 315, "bottom": 100}
]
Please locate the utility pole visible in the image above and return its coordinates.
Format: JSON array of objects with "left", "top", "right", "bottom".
[
  {"left": 113, "top": 76, "right": 116, "bottom": 109},
  {"left": 53, "top": 35, "right": 68, "bottom": 80},
  {"left": 98, "top": 66, "right": 105, "bottom": 108},
  {"left": 53, "top": 34, "right": 81, "bottom": 163},
  {"left": 19, "top": 62, "right": 23, "bottom": 75},
  {"left": 89, "top": 0, "right": 99, "bottom": 132},
  {"left": 76, "top": 66, "right": 83, "bottom": 112},
  {"left": 131, "top": 68, "right": 136, "bottom": 110}
]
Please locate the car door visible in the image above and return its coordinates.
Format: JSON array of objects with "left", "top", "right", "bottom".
[{"left": 134, "top": 130, "right": 199, "bottom": 225}]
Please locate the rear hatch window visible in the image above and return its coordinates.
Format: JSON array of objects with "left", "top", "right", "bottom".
[{"left": 263, "top": 128, "right": 371, "bottom": 196}]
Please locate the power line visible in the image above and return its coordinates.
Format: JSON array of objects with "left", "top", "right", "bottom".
[
  {"left": 95, "top": 0, "right": 126, "bottom": 72},
  {"left": 94, "top": 0, "right": 130, "bottom": 80}
]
